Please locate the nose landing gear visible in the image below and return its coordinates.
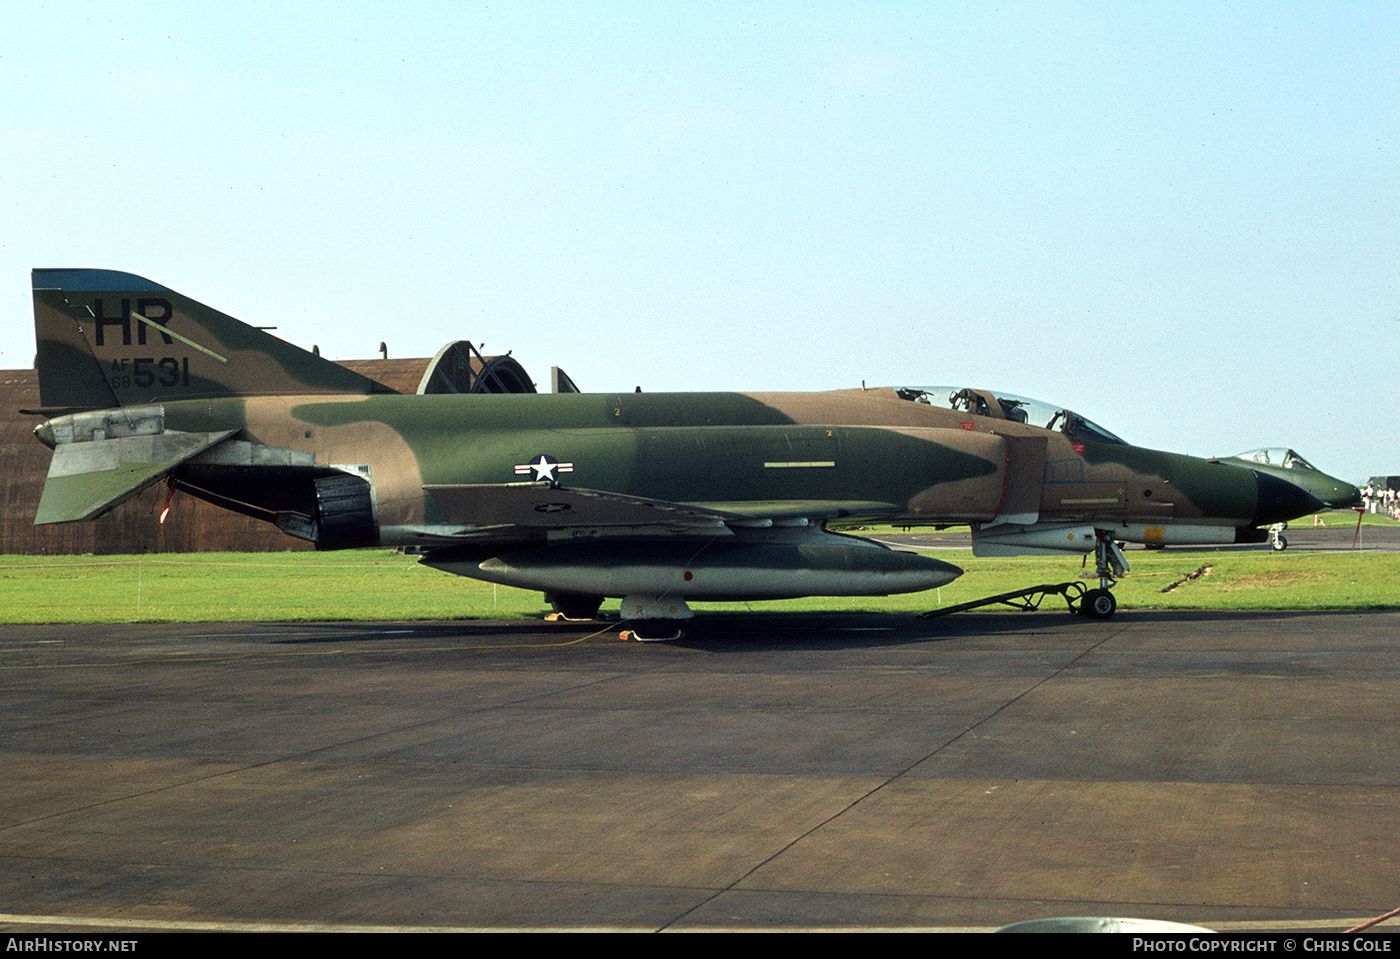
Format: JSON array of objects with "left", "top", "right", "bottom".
[
  {"left": 1076, "top": 532, "right": 1128, "bottom": 620},
  {"left": 921, "top": 530, "right": 1128, "bottom": 621}
]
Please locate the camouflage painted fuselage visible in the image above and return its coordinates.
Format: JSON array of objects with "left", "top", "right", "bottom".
[
  {"left": 28, "top": 268, "right": 1342, "bottom": 615},
  {"left": 42, "top": 387, "right": 1317, "bottom": 545}
]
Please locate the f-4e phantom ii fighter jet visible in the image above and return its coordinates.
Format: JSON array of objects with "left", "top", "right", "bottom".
[{"left": 26, "top": 269, "right": 1354, "bottom": 637}]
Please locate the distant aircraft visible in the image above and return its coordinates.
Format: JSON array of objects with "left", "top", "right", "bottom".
[
  {"left": 1213, "top": 448, "right": 1361, "bottom": 549},
  {"left": 1216, "top": 448, "right": 1360, "bottom": 511},
  {"left": 26, "top": 269, "right": 1350, "bottom": 637}
]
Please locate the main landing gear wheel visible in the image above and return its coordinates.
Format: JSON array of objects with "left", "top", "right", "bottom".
[
  {"left": 1080, "top": 587, "right": 1117, "bottom": 620},
  {"left": 545, "top": 592, "right": 604, "bottom": 621},
  {"left": 617, "top": 595, "right": 693, "bottom": 641}
]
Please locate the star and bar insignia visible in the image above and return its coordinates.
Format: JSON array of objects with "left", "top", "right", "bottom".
[{"left": 514, "top": 454, "right": 574, "bottom": 484}]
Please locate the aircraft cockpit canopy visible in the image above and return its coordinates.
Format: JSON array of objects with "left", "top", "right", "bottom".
[
  {"left": 1230, "top": 448, "right": 1319, "bottom": 472},
  {"left": 897, "top": 386, "right": 1128, "bottom": 445}
]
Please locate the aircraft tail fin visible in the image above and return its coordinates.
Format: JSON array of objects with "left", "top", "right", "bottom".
[{"left": 31, "top": 268, "right": 398, "bottom": 410}]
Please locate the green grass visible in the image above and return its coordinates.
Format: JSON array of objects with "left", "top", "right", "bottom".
[
  {"left": 0, "top": 546, "right": 1397, "bottom": 623},
  {"left": 0, "top": 552, "right": 545, "bottom": 623},
  {"left": 917, "top": 549, "right": 1400, "bottom": 614},
  {"left": 1297, "top": 510, "right": 1400, "bottom": 527}
]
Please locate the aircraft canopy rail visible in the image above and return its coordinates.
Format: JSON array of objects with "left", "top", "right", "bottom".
[{"left": 895, "top": 386, "right": 1128, "bottom": 445}]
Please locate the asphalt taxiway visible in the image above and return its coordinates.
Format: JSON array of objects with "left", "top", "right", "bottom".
[{"left": 1, "top": 607, "right": 1398, "bottom": 932}]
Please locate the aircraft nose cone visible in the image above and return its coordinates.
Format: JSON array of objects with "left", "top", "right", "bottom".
[
  {"left": 33, "top": 420, "right": 56, "bottom": 449},
  {"left": 1253, "top": 470, "right": 1325, "bottom": 526},
  {"left": 1330, "top": 483, "right": 1363, "bottom": 510}
]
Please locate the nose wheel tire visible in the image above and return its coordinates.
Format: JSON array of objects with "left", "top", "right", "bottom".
[{"left": 1080, "top": 588, "right": 1117, "bottom": 620}]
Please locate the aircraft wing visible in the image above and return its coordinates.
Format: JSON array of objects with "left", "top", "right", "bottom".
[
  {"left": 424, "top": 482, "right": 903, "bottom": 531},
  {"left": 35, "top": 429, "right": 237, "bottom": 524}
]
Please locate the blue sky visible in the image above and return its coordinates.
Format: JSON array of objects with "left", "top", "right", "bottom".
[{"left": 3, "top": 1, "right": 1396, "bottom": 483}]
